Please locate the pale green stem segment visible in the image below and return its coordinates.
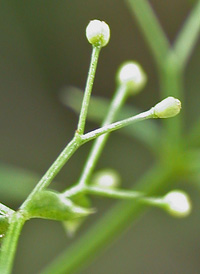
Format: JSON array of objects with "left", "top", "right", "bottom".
[
  {"left": 76, "top": 84, "right": 128, "bottom": 188},
  {"left": 125, "top": 0, "right": 170, "bottom": 67},
  {"left": 66, "top": 185, "right": 166, "bottom": 206},
  {"left": 163, "top": 0, "right": 200, "bottom": 142},
  {"left": 159, "top": 55, "right": 184, "bottom": 145},
  {"left": 77, "top": 46, "right": 101, "bottom": 135},
  {"left": 82, "top": 109, "right": 155, "bottom": 143},
  {"left": 0, "top": 213, "right": 25, "bottom": 274},
  {"left": 86, "top": 186, "right": 144, "bottom": 199},
  {"left": 87, "top": 186, "right": 165, "bottom": 208},
  {"left": 173, "top": 0, "right": 200, "bottom": 68}
]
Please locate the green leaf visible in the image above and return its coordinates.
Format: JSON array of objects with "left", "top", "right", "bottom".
[
  {"left": 26, "top": 191, "right": 94, "bottom": 221},
  {"left": 0, "top": 163, "right": 39, "bottom": 201}
]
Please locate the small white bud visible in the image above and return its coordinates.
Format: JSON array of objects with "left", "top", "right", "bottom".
[
  {"left": 153, "top": 96, "right": 181, "bottom": 118},
  {"left": 91, "top": 169, "right": 120, "bottom": 189},
  {"left": 163, "top": 190, "right": 191, "bottom": 217},
  {"left": 86, "top": 20, "right": 110, "bottom": 47},
  {"left": 117, "top": 61, "right": 147, "bottom": 94}
]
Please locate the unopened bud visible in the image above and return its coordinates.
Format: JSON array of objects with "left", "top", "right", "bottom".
[
  {"left": 163, "top": 190, "right": 191, "bottom": 217},
  {"left": 153, "top": 97, "right": 181, "bottom": 118},
  {"left": 86, "top": 20, "right": 110, "bottom": 47},
  {"left": 117, "top": 61, "right": 147, "bottom": 94},
  {"left": 92, "top": 169, "right": 120, "bottom": 189}
]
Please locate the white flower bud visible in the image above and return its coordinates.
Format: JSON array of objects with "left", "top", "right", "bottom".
[
  {"left": 86, "top": 20, "right": 110, "bottom": 47},
  {"left": 91, "top": 169, "right": 120, "bottom": 189},
  {"left": 163, "top": 190, "right": 191, "bottom": 217},
  {"left": 117, "top": 61, "right": 147, "bottom": 94},
  {"left": 153, "top": 96, "right": 181, "bottom": 118}
]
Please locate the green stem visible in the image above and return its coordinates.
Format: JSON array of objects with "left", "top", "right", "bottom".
[
  {"left": 173, "top": 0, "right": 200, "bottom": 68},
  {"left": 159, "top": 54, "right": 184, "bottom": 146},
  {"left": 77, "top": 46, "right": 101, "bottom": 135},
  {"left": 82, "top": 109, "right": 154, "bottom": 143},
  {"left": 86, "top": 186, "right": 144, "bottom": 199},
  {"left": 125, "top": 0, "right": 170, "bottom": 67},
  {"left": 0, "top": 213, "right": 25, "bottom": 274},
  {"left": 87, "top": 186, "right": 166, "bottom": 209},
  {"left": 75, "top": 84, "right": 128, "bottom": 188},
  {"left": 20, "top": 136, "right": 82, "bottom": 210}
]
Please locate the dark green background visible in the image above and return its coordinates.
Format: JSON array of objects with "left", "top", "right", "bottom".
[{"left": 0, "top": 0, "right": 200, "bottom": 273}]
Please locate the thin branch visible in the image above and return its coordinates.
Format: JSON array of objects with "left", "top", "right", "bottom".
[
  {"left": 0, "top": 213, "right": 25, "bottom": 274},
  {"left": 173, "top": 0, "right": 200, "bottom": 68},
  {"left": 77, "top": 46, "right": 101, "bottom": 134},
  {"left": 125, "top": 0, "right": 170, "bottom": 67},
  {"left": 82, "top": 109, "right": 154, "bottom": 143}
]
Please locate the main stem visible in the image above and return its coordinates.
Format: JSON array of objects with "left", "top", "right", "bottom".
[{"left": 0, "top": 213, "right": 25, "bottom": 274}]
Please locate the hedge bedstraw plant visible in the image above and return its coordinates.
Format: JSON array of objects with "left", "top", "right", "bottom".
[{"left": 0, "top": 0, "right": 200, "bottom": 273}]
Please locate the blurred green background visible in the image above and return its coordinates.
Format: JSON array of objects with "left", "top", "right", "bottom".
[{"left": 0, "top": 0, "right": 200, "bottom": 273}]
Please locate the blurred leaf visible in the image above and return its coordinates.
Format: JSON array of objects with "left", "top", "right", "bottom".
[
  {"left": 60, "top": 87, "right": 160, "bottom": 151},
  {"left": 0, "top": 163, "right": 40, "bottom": 202},
  {"left": 26, "top": 190, "right": 94, "bottom": 221},
  {"left": 0, "top": 163, "right": 62, "bottom": 203}
]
